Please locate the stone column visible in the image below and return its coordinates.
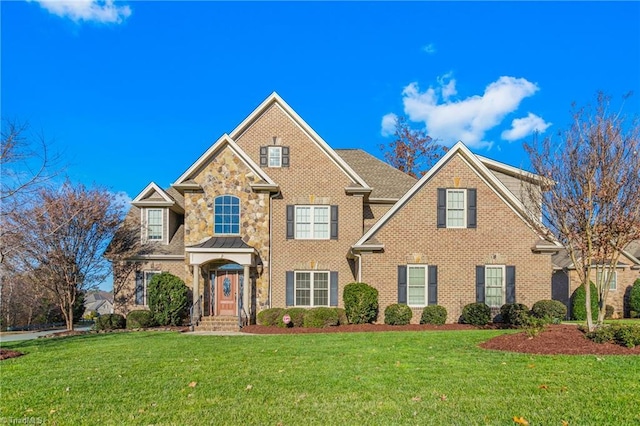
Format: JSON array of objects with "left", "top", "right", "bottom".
[{"left": 193, "top": 264, "right": 201, "bottom": 319}]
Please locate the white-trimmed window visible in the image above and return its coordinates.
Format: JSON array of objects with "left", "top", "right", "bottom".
[
  {"left": 136, "top": 271, "right": 160, "bottom": 305},
  {"left": 446, "top": 189, "right": 466, "bottom": 228},
  {"left": 146, "top": 209, "right": 163, "bottom": 241},
  {"left": 485, "top": 265, "right": 505, "bottom": 308},
  {"left": 407, "top": 265, "right": 427, "bottom": 306},
  {"left": 295, "top": 206, "right": 329, "bottom": 239},
  {"left": 295, "top": 271, "right": 329, "bottom": 307},
  {"left": 597, "top": 270, "right": 617, "bottom": 291},
  {"left": 214, "top": 195, "right": 240, "bottom": 235},
  {"left": 268, "top": 146, "right": 282, "bottom": 167}
]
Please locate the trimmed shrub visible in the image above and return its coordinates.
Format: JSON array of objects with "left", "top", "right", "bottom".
[
  {"left": 586, "top": 324, "right": 640, "bottom": 348},
  {"left": 531, "top": 300, "right": 567, "bottom": 323},
  {"left": 257, "top": 308, "right": 284, "bottom": 326},
  {"left": 629, "top": 278, "right": 640, "bottom": 316},
  {"left": 276, "top": 308, "right": 306, "bottom": 328},
  {"left": 384, "top": 304, "right": 413, "bottom": 325},
  {"left": 605, "top": 304, "right": 614, "bottom": 319},
  {"left": 95, "top": 314, "right": 125, "bottom": 331},
  {"left": 522, "top": 316, "right": 548, "bottom": 338},
  {"left": 343, "top": 282, "right": 379, "bottom": 324},
  {"left": 500, "top": 303, "right": 531, "bottom": 327},
  {"left": 420, "top": 305, "right": 447, "bottom": 325},
  {"left": 571, "top": 281, "right": 599, "bottom": 321},
  {"left": 460, "top": 303, "right": 491, "bottom": 326},
  {"left": 147, "top": 272, "right": 189, "bottom": 326},
  {"left": 303, "top": 307, "right": 340, "bottom": 328},
  {"left": 126, "top": 310, "right": 156, "bottom": 329},
  {"left": 335, "top": 308, "right": 348, "bottom": 325}
]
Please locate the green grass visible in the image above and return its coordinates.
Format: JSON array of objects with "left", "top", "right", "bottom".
[{"left": 1, "top": 330, "right": 639, "bottom": 425}]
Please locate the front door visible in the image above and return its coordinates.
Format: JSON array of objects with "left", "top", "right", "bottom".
[{"left": 216, "top": 271, "right": 237, "bottom": 316}]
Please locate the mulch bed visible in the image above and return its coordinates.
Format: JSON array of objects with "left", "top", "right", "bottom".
[
  {"left": 0, "top": 349, "right": 25, "bottom": 360},
  {"left": 243, "top": 323, "right": 640, "bottom": 356}
]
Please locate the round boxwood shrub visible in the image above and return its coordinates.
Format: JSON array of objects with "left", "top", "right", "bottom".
[
  {"left": 460, "top": 303, "right": 491, "bottom": 326},
  {"left": 571, "top": 281, "right": 599, "bottom": 321},
  {"left": 531, "top": 300, "right": 567, "bottom": 323},
  {"left": 343, "top": 282, "right": 379, "bottom": 324},
  {"left": 126, "top": 310, "right": 156, "bottom": 329},
  {"left": 257, "top": 308, "right": 284, "bottom": 326},
  {"left": 420, "top": 305, "right": 447, "bottom": 325},
  {"left": 276, "top": 308, "right": 306, "bottom": 328},
  {"left": 95, "top": 313, "right": 125, "bottom": 331},
  {"left": 384, "top": 304, "right": 413, "bottom": 325},
  {"left": 500, "top": 303, "right": 530, "bottom": 327},
  {"left": 147, "top": 272, "right": 189, "bottom": 326},
  {"left": 630, "top": 278, "right": 640, "bottom": 318},
  {"left": 303, "top": 307, "right": 340, "bottom": 328}
]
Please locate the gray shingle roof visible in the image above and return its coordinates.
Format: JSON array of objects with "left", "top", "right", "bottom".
[{"left": 335, "top": 149, "right": 417, "bottom": 200}]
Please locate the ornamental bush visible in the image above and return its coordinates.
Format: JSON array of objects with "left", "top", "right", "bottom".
[
  {"left": 384, "top": 304, "right": 412, "bottom": 325},
  {"left": 531, "top": 300, "right": 567, "bottom": 323},
  {"left": 335, "top": 308, "right": 348, "bottom": 325},
  {"left": 95, "top": 313, "right": 125, "bottom": 331},
  {"left": 257, "top": 308, "right": 284, "bottom": 326},
  {"left": 500, "top": 303, "right": 531, "bottom": 327},
  {"left": 126, "top": 310, "right": 156, "bottom": 329},
  {"left": 605, "top": 304, "right": 615, "bottom": 319},
  {"left": 571, "top": 281, "right": 599, "bottom": 321},
  {"left": 460, "top": 303, "right": 491, "bottom": 326},
  {"left": 343, "top": 282, "right": 379, "bottom": 324},
  {"left": 420, "top": 305, "right": 447, "bottom": 325},
  {"left": 630, "top": 279, "right": 640, "bottom": 317},
  {"left": 303, "top": 307, "right": 340, "bottom": 328},
  {"left": 586, "top": 323, "right": 640, "bottom": 348},
  {"left": 147, "top": 272, "right": 189, "bottom": 326}
]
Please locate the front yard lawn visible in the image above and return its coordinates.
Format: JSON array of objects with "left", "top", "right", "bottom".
[{"left": 1, "top": 330, "right": 638, "bottom": 425}]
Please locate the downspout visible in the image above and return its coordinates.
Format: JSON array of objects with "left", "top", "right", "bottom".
[{"left": 269, "top": 190, "right": 281, "bottom": 308}]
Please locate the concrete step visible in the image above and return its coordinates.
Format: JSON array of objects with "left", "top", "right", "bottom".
[{"left": 194, "top": 316, "right": 241, "bottom": 332}]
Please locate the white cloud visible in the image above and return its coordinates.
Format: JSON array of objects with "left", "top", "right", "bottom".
[
  {"left": 501, "top": 113, "right": 552, "bottom": 141},
  {"left": 422, "top": 43, "right": 436, "bottom": 54},
  {"left": 397, "top": 75, "right": 540, "bottom": 149},
  {"left": 113, "top": 191, "right": 132, "bottom": 208},
  {"left": 380, "top": 113, "right": 398, "bottom": 137},
  {"left": 30, "top": 0, "right": 132, "bottom": 24}
]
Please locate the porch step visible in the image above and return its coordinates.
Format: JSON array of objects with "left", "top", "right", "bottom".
[{"left": 194, "top": 316, "right": 241, "bottom": 332}]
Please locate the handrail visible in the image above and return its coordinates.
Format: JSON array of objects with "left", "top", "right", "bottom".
[{"left": 189, "top": 295, "right": 202, "bottom": 330}]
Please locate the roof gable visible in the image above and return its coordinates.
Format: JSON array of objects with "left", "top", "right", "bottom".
[
  {"left": 354, "top": 141, "right": 558, "bottom": 248},
  {"left": 172, "top": 134, "right": 277, "bottom": 190},
  {"left": 229, "top": 92, "right": 371, "bottom": 190}
]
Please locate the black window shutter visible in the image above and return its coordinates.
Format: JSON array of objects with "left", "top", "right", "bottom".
[
  {"left": 428, "top": 265, "right": 438, "bottom": 305},
  {"left": 398, "top": 265, "right": 407, "bottom": 304},
  {"left": 286, "top": 205, "right": 294, "bottom": 239},
  {"left": 506, "top": 265, "right": 516, "bottom": 304},
  {"left": 476, "top": 266, "right": 485, "bottom": 303},
  {"left": 135, "top": 272, "right": 144, "bottom": 305},
  {"left": 330, "top": 271, "right": 338, "bottom": 306},
  {"left": 259, "top": 146, "right": 268, "bottom": 166},
  {"left": 330, "top": 205, "right": 339, "bottom": 240},
  {"left": 286, "top": 271, "right": 294, "bottom": 306},
  {"left": 282, "top": 146, "right": 290, "bottom": 167},
  {"left": 467, "top": 188, "right": 477, "bottom": 228},
  {"left": 437, "top": 188, "right": 446, "bottom": 228}
]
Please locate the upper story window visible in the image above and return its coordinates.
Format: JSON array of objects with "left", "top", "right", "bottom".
[
  {"left": 260, "top": 145, "right": 290, "bottom": 168},
  {"left": 146, "top": 209, "right": 163, "bottom": 240},
  {"left": 268, "top": 146, "right": 282, "bottom": 167},
  {"left": 214, "top": 195, "right": 240, "bottom": 235},
  {"left": 286, "top": 205, "right": 338, "bottom": 240},
  {"left": 597, "top": 270, "right": 617, "bottom": 291},
  {"left": 437, "top": 188, "right": 477, "bottom": 229}
]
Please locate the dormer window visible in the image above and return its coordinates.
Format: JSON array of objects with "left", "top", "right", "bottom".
[{"left": 146, "top": 208, "right": 163, "bottom": 240}]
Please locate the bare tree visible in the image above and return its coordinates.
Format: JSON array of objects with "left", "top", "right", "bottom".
[
  {"left": 10, "top": 182, "right": 126, "bottom": 330},
  {"left": 524, "top": 93, "right": 640, "bottom": 331},
  {"left": 380, "top": 115, "right": 447, "bottom": 178}
]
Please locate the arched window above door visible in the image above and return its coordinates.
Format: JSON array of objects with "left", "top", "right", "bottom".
[{"left": 214, "top": 195, "right": 240, "bottom": 235}]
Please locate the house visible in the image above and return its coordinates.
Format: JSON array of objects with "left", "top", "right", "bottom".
[
  {"left": 552, "top": 242, "right": 640, "bottom": 318},
  {"left": 83, "top": 291, "right": 114, "bottom": 317},
  {"left": 113, "top": 92, "right": 562, "bottom": 326}
]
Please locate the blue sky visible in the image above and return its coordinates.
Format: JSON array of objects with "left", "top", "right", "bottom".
[{"left": 3, "top": 1, "right": 640, "bottom": 202}]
